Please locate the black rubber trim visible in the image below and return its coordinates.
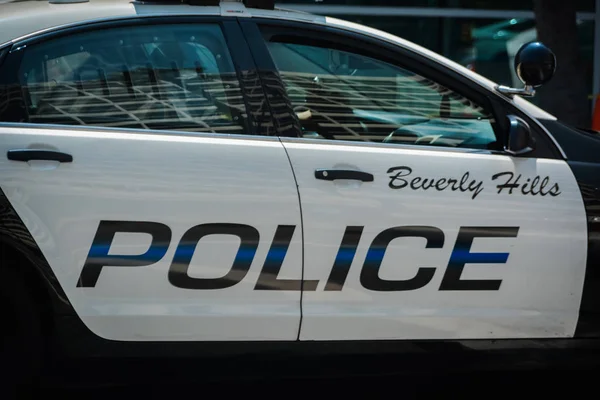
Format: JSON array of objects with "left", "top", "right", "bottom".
[
  {"left": 7, "top": 149, "right": 73, "bottom": 163},
  {"left": 238, "top": 19, "right": 301, "bottom": 138},
  {"left": 0, "top": 45, "right": 9, "bottom": 68},
  {"left": 0, "top": 39, "right": 27, "bottom": 123},
  {"left": 220, "top": 19, "right": 267, "bottom": 136},
  {"left": 223, "top": 19, "right": 276, "bottom": 137}
]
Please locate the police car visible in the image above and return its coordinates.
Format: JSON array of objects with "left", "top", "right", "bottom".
[{"left": 0, "top": 0, "right": 599, "bottom": 389}]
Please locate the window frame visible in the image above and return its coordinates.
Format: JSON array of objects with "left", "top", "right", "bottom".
[
  {"left": 0, "top": 45, "right": 8, "bottom": 68},
  {"left": 240, "top": 18, "right": 563, "bottom": 159},
  {"left": 263, "top": 39, "right": 496, "bottom": 147},
  {"left": 0, "top": 16, "right": 274, "bottom": 137}
]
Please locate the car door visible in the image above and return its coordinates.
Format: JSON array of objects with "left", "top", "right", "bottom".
[
  {"left": 250, "top": 20, "right": 588, "bottom": 341},
  {"left": 0, "top": 18, "right": 303, "bottom": 341}
]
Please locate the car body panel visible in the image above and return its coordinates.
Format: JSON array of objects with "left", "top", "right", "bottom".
[
  {"left": 0, "top": 124, "right": 303, "bottom": 341},
  {"left": 279, "top": 138, "right": 587, "bottom": 340}
]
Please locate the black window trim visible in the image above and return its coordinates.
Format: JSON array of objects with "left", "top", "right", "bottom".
[
  {"left": 240, "top": 17, "right": 563, "bottom": 160},
  {"left": 0, "top": 15, "right": 274, "bottom": 138},
  {"left": 0, "top": 44, "right": 9, "bottom": 68}
]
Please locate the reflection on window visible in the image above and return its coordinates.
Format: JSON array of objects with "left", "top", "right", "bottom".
[
  {"left": 267, "top": 42, "right": 497, "bottom": 149},
  {"left": 19, "top": 24, "right": 248, "bottom": 134}
]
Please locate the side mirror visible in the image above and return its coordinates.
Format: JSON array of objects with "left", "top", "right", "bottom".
[
  {"left": 496, "top": 42, "right": 556, "bottom": 97},
  {"left": 505, "top": 115, "right": 535, "bottom": 156},
  {"left": 514, "top": 41, "right": 556, "bottom": 87}
]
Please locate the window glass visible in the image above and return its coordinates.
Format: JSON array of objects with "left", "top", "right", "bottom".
[
  {"left": 18, "top": 24, "right": 248, "bottom": 134},
  {"left": 266, "top": 40, "right": 497, "bottom": 149}
]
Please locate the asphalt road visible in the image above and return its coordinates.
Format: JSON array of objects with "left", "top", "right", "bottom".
[{"left": 34, "top": 356, "right": 600, "bottom": 399}]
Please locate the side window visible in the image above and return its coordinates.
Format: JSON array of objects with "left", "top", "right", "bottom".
[
  {"left": 16, "top": 23, "right": 248, "bottom": 134},
  {"left": 264, "top": 39, "right": 498, "bottom": 150}
]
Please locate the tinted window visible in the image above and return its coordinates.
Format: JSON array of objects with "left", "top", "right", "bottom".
[
  {"left": 16, "top": 24, "right": 249, "bottom": 134},
  {"left": 265, "top": 40, "right": 498, "bottom": 149}
]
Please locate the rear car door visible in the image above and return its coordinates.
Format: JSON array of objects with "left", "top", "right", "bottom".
[
  {"left": 250, "top": 20, "right": 588, "bottom": 341},
  {"left": 0, "top": 18, "right": 303, "bottom": 341}
]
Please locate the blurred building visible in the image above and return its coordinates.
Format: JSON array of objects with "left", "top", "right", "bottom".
[{"left": 276, "top": 0, "right": 598, "bottom": 109}]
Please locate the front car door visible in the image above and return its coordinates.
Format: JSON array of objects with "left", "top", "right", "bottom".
[
  {"left": 248, "top": 19, "right": 588, "bottom": 341},
  {"left": 0, "top": 17, "right": 303, "bottom": 341}
]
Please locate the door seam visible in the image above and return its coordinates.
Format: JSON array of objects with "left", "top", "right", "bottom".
[{"left": 278, "top": 138, "right": 306, "bottom": 342}]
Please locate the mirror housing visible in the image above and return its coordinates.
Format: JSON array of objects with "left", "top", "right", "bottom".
[
  {"left": 514, "top": 41, "right": 556, "bottom": 87},
  {"left": 505, "top": 115, "right": 535, "bottom": 156},
  {"left": 496, "top": 41, "right": 556, "bottom": 97}
]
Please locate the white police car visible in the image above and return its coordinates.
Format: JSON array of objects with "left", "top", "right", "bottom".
[{"left": 0, "top": 0, "right": 599, "bottom": 389}]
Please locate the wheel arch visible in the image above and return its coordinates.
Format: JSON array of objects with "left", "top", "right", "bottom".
[
  {"left": 0, "top": 238, "right": 55, "bottom": 333},
  {"left": 0, "top": 188, "right": 77, "bottom": 326}
]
